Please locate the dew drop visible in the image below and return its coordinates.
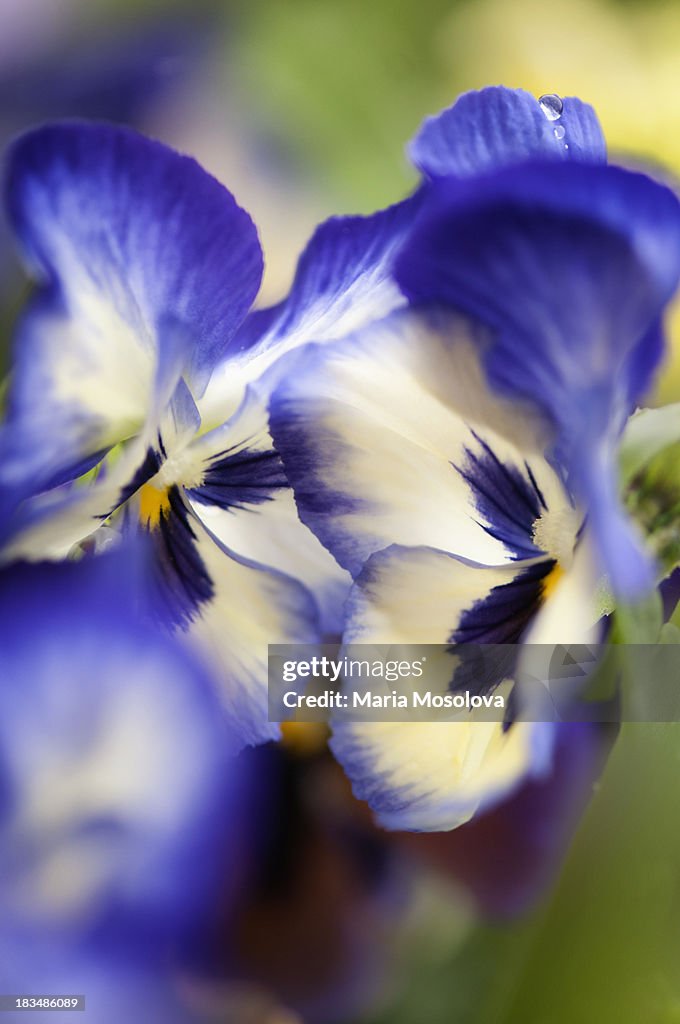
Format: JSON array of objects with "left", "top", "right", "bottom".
[
  {"left": 553, "top": 125, "right": 566, "bottom": 140},
  {"left": 539, "top": 93, "right": 563, "bottom": 121}
]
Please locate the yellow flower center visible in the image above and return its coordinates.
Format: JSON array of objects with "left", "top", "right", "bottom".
[
  {"left": 139, "top": 482, "right": 171, "bottom": 528},
  {"left": 280, "top": 721, "right": 329, "bottom": 756},
  {"left": 541, "top": 561, "right": 564, "bottom": 601}
]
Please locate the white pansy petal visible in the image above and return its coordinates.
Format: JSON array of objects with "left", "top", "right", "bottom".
[
  {"left": 271, "top": 307, "right": 568, "bottom": 577},
  {"left": 330, "top": 717, "right": 553, "bottom": 832},
  {"left": 523, "top": 535, "right": 604, "bottom": 647},
  {"left": 331, "top": 544, "right": 555, "bottom": 831},
  {"left": 137, "top": 492, "right": 319, "bottom": 747},
  {"left": 186, "top": 515, "right": 320, "bottom": 746},
  {"left": 0, "top": 433, "right": 151, "bottom": 563},
  {"left": 184, "top": 386, "right": 351, "bottom": 634},
  {"left": 193, "top": 492, "right": 350, "bottom": 637}
]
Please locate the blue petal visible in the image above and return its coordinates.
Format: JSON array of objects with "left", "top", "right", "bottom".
[
  {"left": 409, "top": 87, "right": 606, "bottom": 180},
  {"left": 222, "top": 196, "right": 420, "bottom": 360},
  {"left": 0, "top": 543, "right": 240, "bottom": 941},
  {"left": 396, "top": 161, "right": 680, "bottom": 596},
  {"left": 2, "top": 122, "right": 262, "bottom": 491},
  {"left": 0, "top": 939, "right": 202, "bottom": 1024},
  {"left": 196, "top": 195, "right": 422, "bottom": 432},
  {"left": 559, "top": 96, "right": 608, "bottom": 163}
]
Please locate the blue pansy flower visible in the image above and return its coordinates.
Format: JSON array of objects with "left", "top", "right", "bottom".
[
  {"left": 269, "top": 88, "right": 680, "bottom": 830},
  {"left": 0, "top": 123, "right": 352, "bottom": 745},
  {"left": 0, "top": 114, "right": 462, "bottom": 745},
  {"left": 0, "top": 94, "right": 595, "bottom": 747},
  {"left": 0, "top": 543, "right": 241, "bottom": 1021}
]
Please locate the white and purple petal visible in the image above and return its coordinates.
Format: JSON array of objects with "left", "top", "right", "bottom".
[
  {"left": 150, "top": 384, "right": 351, "bottom": 635},
  {"left": 132, "top": 488, "right": 320, "bottom": 746},
  {"left": 270, "top": 307, "right": 569, "bottom": 578},
  {"left": 197, "top": 197, "right": 420, "bottom": 429},
  {"left": 1, "top": 122, "right": 262, "bottom": 496},
  {"left": 397, "top": 161, "right": 680, "bottom": 596},
  {"left": 330, "top": 544, "right": 555, "bottom": 831}
]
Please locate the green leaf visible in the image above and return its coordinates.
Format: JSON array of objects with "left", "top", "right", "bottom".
[
  {"left": 620, "top": 404, "right": 680, "bottom": 486},
  {"left": 670, "top": 598, "right": 680, "bottom": 632},
  {"left": 660, "top": 622, "right": 680, "bottom": 644},
  {"left": 613, "top": 590, "right": 664, "bottom": 644}
]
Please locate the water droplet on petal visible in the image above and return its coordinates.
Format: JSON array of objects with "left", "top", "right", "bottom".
[
  {"left": 553, "top": 125, "right": 566, "bottom": 140},
  {"left": 539, "top": 93, "right": 563, "bottom": 121}
]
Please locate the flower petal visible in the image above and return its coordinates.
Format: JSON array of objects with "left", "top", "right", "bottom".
[
  {"left": 331, "top": 715, "right": 552, "bottom": 832},
  {"left": 523, "top": 534, "right": 604, "bottom": 646},
  {"left": 403, "top": 720, "right": 612, "bottom": 917},
  {"left": 0, "top": 373, "right": 201, "bottom": 562},
  {"left": 396, "top": 161, "right": 680, "bottom": 596},
  {"left": 344, "top": 543, "right": 555, "bottom": 645},
  {"left": 270, "top": 307, "right": 569, "bottom": 578},
  {"left": 330, "top": 544, "right": 555, "bottom": 831},
  {"left": 193, "top": 491, "right": 350, "bottom": 637},
  {"left": 2, "top": 122, "right": 262, "bottom": 491},
  {"left": 198, "top": 196, "right": 419, "bottom": 430},
  {"left": 0, "top": 544, "right": 238, "bottom": 936},
  {"left": 409, "top": 87, "right": 606, "bottom": 180},
  {"left": 0, "top": 431, "right": 151, "bottom": 562},
  {"left": 136, "top": 490, "right": 320, "bottom": 747},
  {"left": 162, "top": 385, "right": 351, "bottom": 635}
]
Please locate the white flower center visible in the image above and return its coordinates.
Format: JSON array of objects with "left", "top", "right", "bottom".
[
  {"left": 532, "top": 504, "right": 581, "bottom": 567},
  {"left": 155, "top": 445, "right": 205, "bottom": 491}
]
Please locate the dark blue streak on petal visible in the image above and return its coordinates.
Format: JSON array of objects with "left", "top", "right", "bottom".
[
  {"left": 523, "top": 461, "right": 548, "bottom": 512},
  {"left": 451, "top": 560, "right": 554, "bottom": 647},
  {"left": 448, "top": 560, "right": 555, "bottom": 708},
  {"left": 110, "top": 443, "right": 164, "bottom": 516},
  {"left": 188, "top": 446, "right": 289, "bottom": 512},
  {"left": 152, "top": 487, "right": 214, "bottom": 629},
  {"left": 454, "top": 431, "right": 546, "bottom": 559}
]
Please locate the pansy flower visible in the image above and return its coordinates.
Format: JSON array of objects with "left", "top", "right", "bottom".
[
  {"left": 0, "top": 108, "right": 462, "bottom": 748},
  {"left": 0, "top": 542, "right": 242, "bottom": 1021},
  {"left": 269, "top": 88, "right": 680, "bottom": 829},
  {"left": 0, "top": 93, "right": 593, "bottom": 747},
  {"left": 0, "top": 122, "right": 405, "bottom": 744}
]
